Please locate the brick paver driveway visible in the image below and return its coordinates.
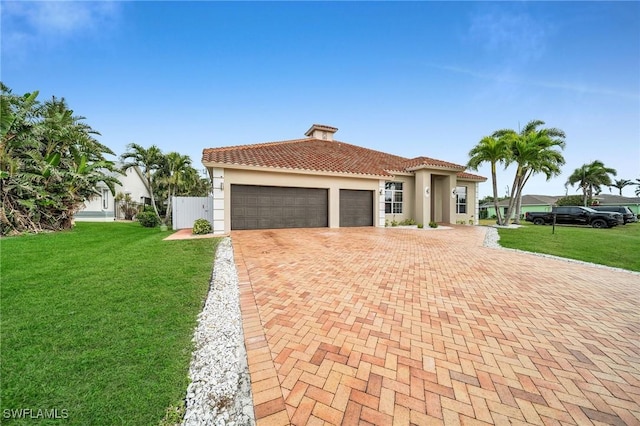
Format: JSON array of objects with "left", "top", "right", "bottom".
[{"left": 232, "top": 227, "right": 639, "bottom": 425}]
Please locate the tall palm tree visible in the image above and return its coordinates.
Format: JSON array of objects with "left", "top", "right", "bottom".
[
  {"left": 609, "top": 179, "right": 632, "bottom": 196},
  {"left": 635, "top": 178, "right": 640, "bottom": 197},
  {"left": 494, "top": 120, "right": 566, "bottom": 224},
  {"left": 467, "top": 136, "right": 510, "bottom": 225},
  {"left": 120, "top": 143, "right": 164, "bottom": 219},
  {"left": 566, "top": 161, "right": 617, "bottom": 206}
]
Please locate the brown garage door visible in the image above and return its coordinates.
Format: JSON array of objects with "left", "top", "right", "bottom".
[
  {"left": 231, "top": 185, "right": 328, "bottom": 230},
  {"left": 340, "top": 189, "right": 373, "bottom": 227}
]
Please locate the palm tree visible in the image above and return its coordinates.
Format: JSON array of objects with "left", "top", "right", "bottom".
[
  {"left": 566, "top": 161, "right": 617, "bottom": 206},
  {"left": 467, "top": 136, "right": 510, "bottom": 225},
  {"left": 120, "top": 143, "right": 164, "bottom": 219},
  {"left": 494, "top": 120, "right": 566, "bottom": 224},
  {"left": 157, "top": 152, "right": 192, "bottom": 224},
  {"left": 609, "top": 179, "right": 632, "bottom": 196},
  {"left": 178, "top": 166, "right": 211, "bottom": 197}
]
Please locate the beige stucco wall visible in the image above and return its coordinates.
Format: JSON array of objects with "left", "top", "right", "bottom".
[
  {"left": 206, "top": 165, "right": 484, "bottom": 231},
  {"left": 217, "top": 168, "right": 384, "bottom": 233},
  {"left": 455, "top": 179, "right": 480, "bottom": 224},
  {"left": 392, "top": 171, "right": 480, "bottom": 226},
  {"left": 383, "top": 175, "right": 414, "bottom": 225}
]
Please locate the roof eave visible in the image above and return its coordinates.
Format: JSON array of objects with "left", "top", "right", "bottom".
[
  {"left": 201, "top": 161, "right": 391, "bottom": 180},
  {"left": 405, "top": 164, "right": 466, "bottom": 173}
]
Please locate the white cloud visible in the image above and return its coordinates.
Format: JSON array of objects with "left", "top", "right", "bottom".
[
  {"left": 1, "top": 1, "right": 121, "bottom": 59},
  {"left": 435, "top": 65, "right": 639, "bottom": 101},
  {"left": 468, "top": 8, "right": 549, "bottom": 63}
]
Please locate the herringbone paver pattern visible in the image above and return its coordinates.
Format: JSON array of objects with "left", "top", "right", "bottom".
[{"left": 232, "top": 227, "right": 640, "bottom": 425}]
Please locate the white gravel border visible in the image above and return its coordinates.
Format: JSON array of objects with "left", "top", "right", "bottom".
[
  {"left": 483, "top": 226, "right": 640, "bottom": 275},
  {"left": 182, "top": 237, "right": 255, "bottom": 426}
]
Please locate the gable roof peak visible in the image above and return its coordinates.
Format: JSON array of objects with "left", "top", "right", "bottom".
[{"left": 305, "top": 124, "right": 338, "bottom": 141}]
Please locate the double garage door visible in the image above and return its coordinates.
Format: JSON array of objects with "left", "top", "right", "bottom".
[{"left": 231, "top": 185, "right": 372, "bottom": 230}]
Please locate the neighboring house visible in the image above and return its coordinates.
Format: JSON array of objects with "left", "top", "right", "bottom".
[
  {"left": 201, "top": 124, "right": 486, "bottom": 234},
  {"left": 480, "top": 195, "right": 559, "bottom": 219},
  {"left": 480, "top": 194, "right": 640, "bottom": 218},
  {"left": 75, "top": 165, "right": 151, "bottom": 222},
  {"left": 592, "top": 194, "right": 640, "bottom": 215}
]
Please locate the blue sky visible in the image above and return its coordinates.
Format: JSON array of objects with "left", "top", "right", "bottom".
[{"left": 3, "top": 1, "right": 639, "bottom": 198}]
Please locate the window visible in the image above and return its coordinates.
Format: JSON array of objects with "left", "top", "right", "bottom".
[
  {"left": 385, "top": 182, "right": 403, "bottom": 214},
  {"left": 102, "top": 189, "right": 109, "bottom": 210},
  {"left": 456, "top": 186, "right": 467, "bottom": 214}
]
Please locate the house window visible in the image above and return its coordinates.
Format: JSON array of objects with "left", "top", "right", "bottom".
[
  {"left": 456, "top": 186, "right": 467, "bottom": 214},
  {"left": 102, "top": 189, "right": 109, "bottom": 210},
  {"left": 385, "top": 182, "right": 403, "bottom": 214}
]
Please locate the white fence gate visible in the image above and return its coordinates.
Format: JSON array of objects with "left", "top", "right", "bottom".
[{"left": 171, "top": 196, "right": 213, "bottom": 230}]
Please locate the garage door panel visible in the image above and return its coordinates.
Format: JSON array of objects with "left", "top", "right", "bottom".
[
  {"left": 340, "top": 189, "right": 373, "bottom": 227},
  {"left": 231, "top": 185, "right": 328, "bottom": 230}
]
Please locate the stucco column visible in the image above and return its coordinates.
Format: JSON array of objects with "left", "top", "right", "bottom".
[
  {"left": 377, "top": 180, "right": 386, "bottom": 227},
  {"left": 414, "top": 170, "right": 432, "bottom": 226},
  {"left": 443, "top": 174, "right": 456, "bottom": 224},
  {"left": 211, "top": 168, "right": 226, "bottom": 234},
  {"left": 328, "top": 187, "right": 339, "bottom": 228},
  {"left": 475, "top": 182, "right": 480, "bottom": 225}
]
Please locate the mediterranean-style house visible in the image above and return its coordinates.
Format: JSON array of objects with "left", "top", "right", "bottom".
[
  {"left": 75, "top": 165, "right": 151, "bottom": 222},
  {"left": 202, "top": 124, "right": 486, "bottom": 234}
]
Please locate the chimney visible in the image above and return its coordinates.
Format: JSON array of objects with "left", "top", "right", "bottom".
[{"left": 305, "top": 124, "right": 338, "bottom": 141}]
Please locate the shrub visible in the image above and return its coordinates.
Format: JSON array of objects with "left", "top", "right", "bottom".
[
  {"left": 417, "top": 223, "right": 424, "bottom": 229},
  {"left": 399, "top": 218, "right": 416, "bottom": 226},
  {"left": 428, "top": 221, "right": 438, "bottom": 228},
  {"left": 115, "top": 192, "right": 141, "bottom": 220},
  {"left": 137, "top": 211, "right": 160, "bottom": 228},
  {"left": 192, "top": 219, "right": 212, "bottom": 235},
  {"left": 556, "top": 195, "right": 592, "bottom": 206},
  {"left": 391, "top": 220, "right": 398, "bottom": 227}
]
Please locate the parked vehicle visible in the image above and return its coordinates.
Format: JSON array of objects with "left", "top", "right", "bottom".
[
  {"left": 590, "top": 206, "right": 638, "bottom": 224},
  {"left": 525, "top": 206, "right": 623, "bottom": 228}
]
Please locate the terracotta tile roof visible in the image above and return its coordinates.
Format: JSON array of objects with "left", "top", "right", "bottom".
[
  {"left": 403, "top": 156, "right": 466, "bottom": 171},
  {"left": 202, "top": 135, "right": 486, "bottom": 180},
  {"left": 456, "top": 171, "right": 488, "bottom": 181}
]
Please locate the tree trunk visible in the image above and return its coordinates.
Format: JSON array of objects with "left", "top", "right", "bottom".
[
  {"left": 163, "top": 186, "right": 174, "bottom": 226},
  {"left": 502, "top": 167, "right": 522, "bottom": 225},
  {"left": 490, "top": 162, "right": 503, "bottom": 225},
  {"left": 146, "top": 173, "right": 161, "bottom": 219},
  {"left": 513, "top": 170, "right": 533, "bottom": 225}
]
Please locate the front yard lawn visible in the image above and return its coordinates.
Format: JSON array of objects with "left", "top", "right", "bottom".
[
  {"left": 1, "top": 222, "right": 219, "bottom": 424},
  {"left": 495, "top": 222, "right": 640, "bottom": 272}
]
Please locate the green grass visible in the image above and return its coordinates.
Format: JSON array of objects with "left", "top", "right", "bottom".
[
  {"left": 1, "top": 222, "right": 219, "bottom": 425},
  {"left": 495, "top": 222, "right": 640, "bottom": 272}
]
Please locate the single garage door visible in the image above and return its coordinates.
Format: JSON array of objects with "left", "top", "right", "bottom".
[
  {"left": 231, "top": 185, "right": 328, "bottom": 230},
  {"left": 340, "top": 189, "right": 373, "bottom": 227}
]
